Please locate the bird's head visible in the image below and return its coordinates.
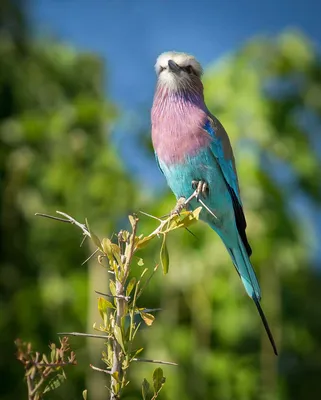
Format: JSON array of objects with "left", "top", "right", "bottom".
[{"left": 155, "top": 51, "right": 203, "bottom": 94}]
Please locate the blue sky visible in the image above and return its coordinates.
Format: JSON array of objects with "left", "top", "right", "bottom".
[
  {"left": 31, "top": 0, "right": 321, "bottom": 110},
  {"left": 30, "top": 0, "right": 321, "bottom": 187}
]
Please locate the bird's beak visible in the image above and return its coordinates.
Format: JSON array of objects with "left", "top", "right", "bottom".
[{"left": 168, "top": 59, "right": 180, "bottom": 73}]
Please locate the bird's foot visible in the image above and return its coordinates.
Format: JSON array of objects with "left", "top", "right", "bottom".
[
  {"left": 192, "top": 180, "right": 209, "bottom": 201},
  {"left": 170, "top": 197, "right": 186, "bottom": 217}
]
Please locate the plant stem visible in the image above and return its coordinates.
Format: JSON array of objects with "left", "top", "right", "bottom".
[
  {"left": 110, "top": 279, "right": 124, "bottom": 400},
  {"left": 110, "top": 217, "right": 138, "bottom": 400}
]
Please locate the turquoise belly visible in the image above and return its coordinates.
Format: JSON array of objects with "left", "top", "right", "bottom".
[{"left": 159, "top": 147, "right": 233, "bottom": 228}]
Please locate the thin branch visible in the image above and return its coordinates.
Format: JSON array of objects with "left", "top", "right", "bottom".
[
  {"left": 57, "top": 332, "right": 112, "bottom": 340},
  {"left": 139, "top": 211, "right": 162, "bottom": 221},
  {"left": 35, "top": 211, "right": 90, "bottom": 237},
  {"left": 56, "top": 211, "right": 89, "bottom": 235},
  {"left": 132, "top": 358, "right": 178, "bottom": 366},
  {"left": 184, "top": 227, "right": 198, "bottom": 239},
  {"left": 80, "top": 234, "right": 87, "bottom": 247},
  {"left": 35, "top": 213, "right": 71, "bottom": 223},
  {"left": 95, "top": 290, "right": 130, "bottom": 301},
  {"left": 90, "top": 364, "right": 112, "bottom": 374},
  {"left": 82, "top": 248, "right": 100, "bottom": 265},
  {"left": 27, "top": 374, "right": 34, "bottom": 400},
  {"left": 153, "top": 189, "right": 218, "bottom": 234}
]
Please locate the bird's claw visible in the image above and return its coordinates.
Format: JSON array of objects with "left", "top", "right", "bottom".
[{"left": 192, "top": 180, "right": 209, "bottom": 201}]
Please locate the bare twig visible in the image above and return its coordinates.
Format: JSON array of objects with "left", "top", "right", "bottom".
[
  {"left": 95, "top": 290, "right": 130, "bottom": 301},
  {"left": 57, "top": 332, "right": 112, "bottom": 340},
  {"left": 80, "top": 234, "right": 87, "bottom": 247},
  {"left": 82, "top": 248, "right": 100, "bottom": 265},
  {"left": 35, "top": 213, "right": 71, "bottom": 223},
  {"left": 132, "top": 358, "right": 178, "bottom": 366},
  {"left": 90, "top": 364, "right": 112, "bottom": 374},
  {"left": 56, "top": 211, "right": 89, "bottom": 235},
  {"left": 35, "top": 211, "right": 90, "bottom": 237},
  {"left": 139, "top": 211, "right": 162, "bottom": 221}
]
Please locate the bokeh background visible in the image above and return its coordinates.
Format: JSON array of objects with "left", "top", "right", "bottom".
[{"left": 2, "top": 0, "right": 321, "bottom": 399}]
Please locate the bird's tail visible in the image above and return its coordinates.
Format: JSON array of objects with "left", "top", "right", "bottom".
[{"left": 225, "top": 234, "right": 278, "bottom": 356}]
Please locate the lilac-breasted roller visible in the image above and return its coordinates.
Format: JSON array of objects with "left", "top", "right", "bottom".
[{"left": 151, "top": 52, "right": 277, "bottom": 355}]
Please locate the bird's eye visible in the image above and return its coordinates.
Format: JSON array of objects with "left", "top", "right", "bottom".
[
  {"left": 159, "top": 66, "right": 165, "bottom": 73},
  {"left": 182, "top": 65, "right": 194, "bottom": 74}
]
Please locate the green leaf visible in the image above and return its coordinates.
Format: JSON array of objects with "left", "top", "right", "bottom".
[
  {"left": 126, "top": 277, "right": 136, "bottom": 297},
  {"left": 153, "top": 368, "right": 165, "bottom": 395},
  {"left": 120, "top": 230, "right": 130, "bottom": 242},
  {"left": 50, "top": 343, "right": 56, "bottom": 362},
  {"left": 140, "top": 267, "right": 148, "bottom": 279},
  {"left": 192, "top": 206, "right": 202, "bottom": 219},
  {"left": 98, "top": 297, "right": 115, "bottom": 320},
  {"left": 128, "top": 215, "right": 136, "bottom": 229},
  {"left": 112, "top": 371, "right": 120, "bottom": 382},
  {"left": 82, "top": 389, "right": 88, "bottom": 400},
  {"left": 107, "top": 342, "right": 113, "bottom": 366},
  {"left": 114, "top": 326, "right": 125, "bottom": 353},
  {"left": 109, "top": 280, "right": 116, "bottom": 296},
  {"left": 137, "top": 257, "right": 144, "bottom": 266},
  {"left": 43, "top": 373, "right": 66, "bottom": 394},
  {"left": 131, "top": 347, "right": 144, "bottom": 360},
  {"left": 136, "top": 234, "right": 156, "bottom": 249},
  {"left": 142, "top": 378, "right": 150, "bottom": 400},
  {"left": 160, "top": 234, "right": 169, "bottom": 275},
  {"left": 102, "top": 238, "right": 113, "bottom": 261},
  {"left": 42, "top": 354, "right": 49, "bottom": 364},
  {"left": 102, "top": 239, "right": 122, "bottom": 266},
  {"left": 111, "top": 243, "right": 122, "bottom": 265},
  {"left": 140, "top": 311, "right": 155, "bottom": 326},
  {"left": 86, "top": 219, "right": 102, "bottom": 250}
]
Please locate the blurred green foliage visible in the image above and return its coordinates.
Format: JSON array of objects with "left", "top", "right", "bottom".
[
  {"left": 0, "top": 2, "right": 136, "bottom": 399},
  {"left": 1, "top": 2, "right": 321, "bottom": 400}
]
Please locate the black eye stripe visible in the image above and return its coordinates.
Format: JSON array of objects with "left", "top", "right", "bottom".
[
  {"left": 159, "top": 65, "right": 195, "bottom": 74},
  {"left": 181, "top": 65, "right": 194, "bottom": 74}
]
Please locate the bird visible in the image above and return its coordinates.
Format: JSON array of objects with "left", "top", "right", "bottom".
[{"left": 151, "top": 51, "right": 278, "bottom": 355}]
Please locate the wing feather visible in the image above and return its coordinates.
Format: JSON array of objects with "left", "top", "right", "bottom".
[{"left": 204, "top": 115, "right": 252, "bottom": 256}]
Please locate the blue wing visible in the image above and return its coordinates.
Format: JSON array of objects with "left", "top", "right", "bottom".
[
  {"left": 203, "top": 116, "right": 252, "bottom": 256},
  {"left": 203, "top": 118, "right": 241, "bottom": 203}
]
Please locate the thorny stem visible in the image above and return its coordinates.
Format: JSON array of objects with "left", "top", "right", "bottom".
[
  {"left": 111, "top": 216, "right": 138, "bottom": 400},
  {"left": 35, "top": 204, "right": 201, "bottom": 399}
]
